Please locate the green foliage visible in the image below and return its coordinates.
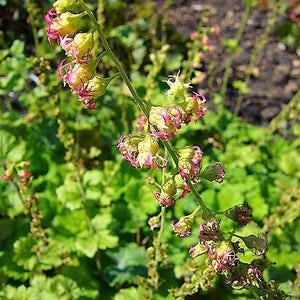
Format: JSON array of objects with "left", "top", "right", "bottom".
[{"left": 0, "top": 0, "right": 299, "bottom": 299}]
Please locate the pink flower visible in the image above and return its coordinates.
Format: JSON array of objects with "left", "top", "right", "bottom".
[
  {"left": 178, "top": 145, "right": 203, "bottom": 183},
  {"left": 153, "top": 191, "right": 175, "bottom": 207},
  {"left": 198, "top": 219, "right": 222, "bottom": 245},
  {"left": 225, "top": 202, "right": 252, "bottom": 227},
  {"left": 57, "top": 60, "right": 94, "bottom": 90},
  {"left": 45, "top": 10, "right": 86, "bottom": 43},
  {"left": 117, "top": 134, "right": 168, "bottom": 169},
  {"left": 149, "top": 105, "right": 184, "bottom": 141},
  {"left": 209, "top": 241, "right": 239, "bottom": 274}
]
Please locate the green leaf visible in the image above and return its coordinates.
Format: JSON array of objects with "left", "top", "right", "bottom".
[
  {"left": 217, "top": 184, "right": 244, "bottom": 210},
  {"left": 10, "top": 40, "right": 25, "bottom": 58},
  {"left": 105, "top": 243, "right": 146, "bottom": 286},
  {"left": 56, "top": 181, "right": 81, "bottom": 210},
  {"left": 75, "top": 230, "right": 98, "bottom": 258},
  {"left": 114, "top": 286, "right": 147, "bottom": 300},
  {"left": 13, "top": 236, "right": 36, "bottom": 271}
]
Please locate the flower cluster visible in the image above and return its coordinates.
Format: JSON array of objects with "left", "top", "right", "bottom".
[
  {"left": 117, "top": 134, "right": 168, "bottom": 169},
  {"left": 118, "top": 74, "right": 224, "bottom": 208},
  {"left": 188, "top": 216, "right": 269, "bottom": 289},
  {"left": 45, "top": 0, "right": 114, "bottom": 108},
  {"left": 2, "top": 161, "right": 33, "bottom": 188}
]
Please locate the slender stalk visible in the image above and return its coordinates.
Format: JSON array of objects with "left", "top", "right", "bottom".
[
  {"left": 78, "top": 0, "right": 148, "bottom": 116},
  {"left": 155, "top": 207, "right": 166, "bottom": 264}
]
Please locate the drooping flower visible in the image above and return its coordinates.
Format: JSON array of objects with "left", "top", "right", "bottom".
[
  {"left": 149, "top": 105, "right": 184, "bottom": 140},
  {"left": 178, "top": 145, "right": 203, "bottom": 183},
  {"left": 198, "top": 219, "right": 222, "bottom": 245},
  {"left": 57, "top": 60, "right": 94, "bottom": 90},
  {"left": 45, "top": 10, "right": 87, "bottom": 43},
  {"left": 153, "top": 178, "right": 177, "bottom": 207},
  {"left": 183, "top": 92, "right": 207, "bottom": 123},
  {"left": 74, "top": 75, "right": 115, "bottom": 99},
  {"left": 209, "top": 241, "right": 239, "bottom": 274},
  {"left": 201, "top": 162, "right": 225, "bottom": 183},
  {"left": 171, "top": 213, "right": 195, "bottom": 237},
  {"left": 59, "top": 32, "right": 94, "bottom": 62},
  {"left": 189, "top": 242, "right": 208, "bottom": 258},
  {"left": 117, "top": 134, "right": 168, "bottom": 169},
  {"left": 225, "top": 202, "right": 252, "bottom": 227},
  {"left": 18, "top": 170, "right": 33, "bottom": 185}
]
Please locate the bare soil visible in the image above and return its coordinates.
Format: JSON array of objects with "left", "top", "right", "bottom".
[{"left": 159, "top": 0, "right": 300, "bottom": 126}]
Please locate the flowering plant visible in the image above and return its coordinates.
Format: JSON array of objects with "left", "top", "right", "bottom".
[{"left": 42, "top": 0, "right": 289, "bottom": 298}]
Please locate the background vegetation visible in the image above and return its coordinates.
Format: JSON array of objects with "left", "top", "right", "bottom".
[{"left": 0, "top": 0, "right": 299, "bottom": 299}]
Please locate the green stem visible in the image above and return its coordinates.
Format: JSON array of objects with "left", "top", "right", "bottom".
[
  {"left": 78, "top": 0, "right": 148, "bottom": 116},
  {"left": 155, "top": 207, "right": 166, "bottom": 264}
]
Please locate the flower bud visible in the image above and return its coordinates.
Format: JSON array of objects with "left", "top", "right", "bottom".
[
  {"left": 149, "top": 105, "right": 184, "bottom": 140},
  {"left": 201, "top": 162, "right": 225, "bottom": 183},
  {"left": 189, "top": 242, "right": 208, "bottom": 258},
  {"left": 148, "top": 215, "right": 160, "bottom": 231},
  {"left": 2, "top": 168, "right": 14, "bottom": 181},
  {"left": 172, "top": 214, "right": 195, "bottom": 237},
  {"left": 240, "top": 234, "right": 268, "bottom": 255},
  {"left": 166, "top": 75, "right": 190, "bottom": 100},
  {"left": 137, "top": 135, "right": 167, "bottom": 169},
  {"left": 153, "top": 178, "right": 177, "bottom": 207},
  {"left": 225, "top": 202, "right": 252, "bottom": 227},
  {"left": 60, "top": 32, "right": 94, "bottom": 62},
  {"left": 53, "top": 0, "right": 79, "bottom": 14},
  {"left": 178, "top": 146, "right": 203, "bottom": 183}
]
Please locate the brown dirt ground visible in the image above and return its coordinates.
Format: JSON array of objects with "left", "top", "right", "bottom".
[{"left": 158, "top": 0, "right": 300, "bottom": 126}]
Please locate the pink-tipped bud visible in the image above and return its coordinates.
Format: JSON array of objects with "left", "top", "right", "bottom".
[
  {"left": 225, "top": 202, "right": 252, "bottom": 227},
  {"left": 2, "top": 169, "right": 14, "bottom": 181},
  {"left": 201, "top": 162, "right": 225, "bottom": 183},
  {"left": 189, "top": 242, "right": 208, "bottom": 258},
  {"left": 59, "top": 32, "right": 94, "bottom": 62},
  {"left": 240, "top": 234, "right": 268, "bottom": 256},
  {"left": 171, "top": 213, "right": 195, "bottom": 237}
]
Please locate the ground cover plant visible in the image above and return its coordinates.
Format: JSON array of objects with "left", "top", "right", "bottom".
[{"left": 0, "top": 0, "right": 299, "bottom": 299}]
